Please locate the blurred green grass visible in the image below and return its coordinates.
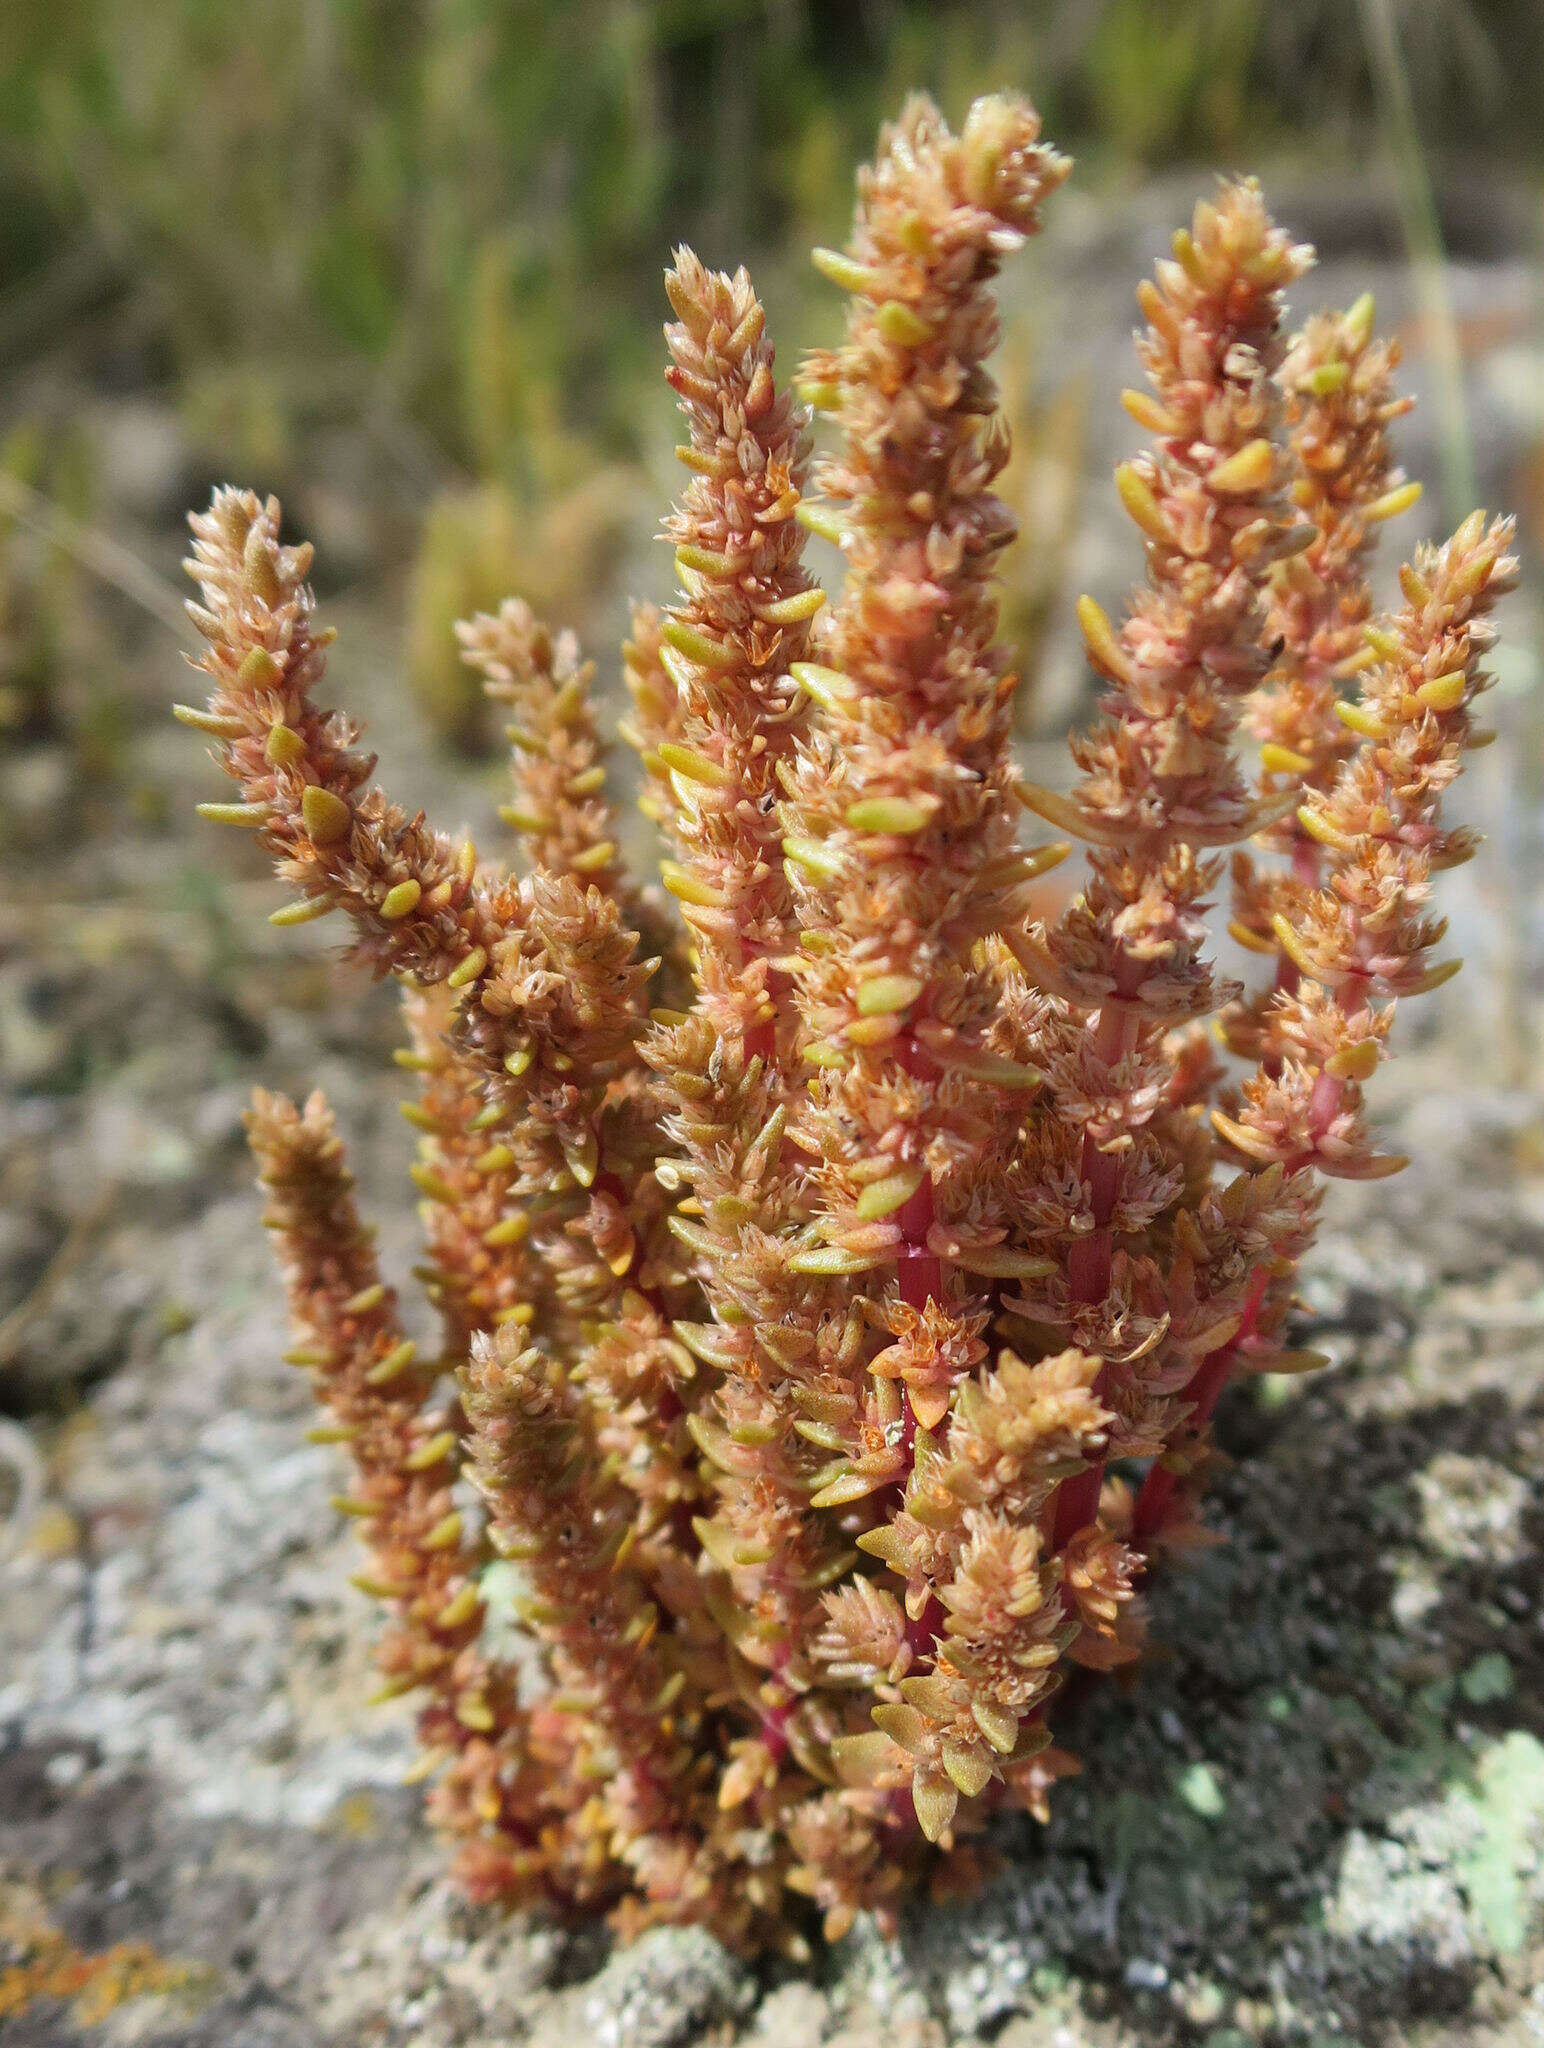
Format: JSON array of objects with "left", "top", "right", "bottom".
[
  {"left": 0, "top": 0, "right": 1536, "bottom": 752},
  {"left": 6, "top": 1, "right": 1535, "bottom": 477}
]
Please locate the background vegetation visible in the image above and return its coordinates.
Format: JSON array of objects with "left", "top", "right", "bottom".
[
  {"left": 0, "top": 0, "right": 1536, "bottom": 760},
  {"left": 5, "top": 3, "right": 1537, "bottom": 468}
]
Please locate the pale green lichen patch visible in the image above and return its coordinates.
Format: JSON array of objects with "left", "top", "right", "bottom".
[
  {"left": 1457, "top": 1651, "right": 1514, "bottom": 1706},
  {"left": 1327, "top": 1732, "right": 1544, "bottom": 1965},
  {"left": 1176, "top": 1761, "right": 1227, "bottom": 1820},
  {"left": 1451, "top": 1731, "right": 1544, "bottom": 1955}
]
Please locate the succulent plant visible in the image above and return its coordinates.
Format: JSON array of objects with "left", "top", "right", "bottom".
[{"left": 175, "top": 91, "right": 1515, "bottom": 1950}]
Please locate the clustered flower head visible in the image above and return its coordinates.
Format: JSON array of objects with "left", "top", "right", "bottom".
[{"left": 176, "top": 92, "right": 1515, "bottom": 1952}]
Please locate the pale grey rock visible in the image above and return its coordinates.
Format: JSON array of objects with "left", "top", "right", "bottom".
[
  {"left": 1415, "top": 1454, "right": 1532, "bottom": 1567},
  {"left": 530, "top": 1927, "right": 755, "bottom": 2048}
]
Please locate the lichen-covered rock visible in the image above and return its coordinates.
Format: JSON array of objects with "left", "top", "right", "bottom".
[{"left": 529, "top": 1928, "right": 756, "bottom": 2048}]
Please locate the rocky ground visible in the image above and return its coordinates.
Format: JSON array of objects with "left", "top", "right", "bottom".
[
  {"left": 5, "top": 1054, "right": 1544, "bottom": 2048},
  {"left": 2, "top": 169, "right": 1543, "bottom": 2046}
]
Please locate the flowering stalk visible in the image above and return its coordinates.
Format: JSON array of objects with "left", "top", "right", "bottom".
[
  {"left": 460, "top": 1326, "right": 721, "bottom": 1930},
  {"left": 453, "top": 604, "right": 708, "bottom": 1665},
  {"left": 631, "top": 255, "right": 866, "bottom": 1828},
  {"left": 1135, "top": 302, "right": 1502, "bottom": 1539},
  {"left": 787, "top": 94, "right": 1070, "bottom": 1319},
  {"left": 1138, "top": 511, "right": 1515, "bottom": 1539},
  {"left": 774, "top": 96, "right": 1082, "bottom": 1841},
  {"left": 652, "top": 249, "right": 817, "bottom": 1049},
  {"left": 179, "top": 491, "right": 499, "bottom": 983},
  {"left": 180, "top": 491, "right": 653, "bottom": 1126},
  {"left": 621, "top": 601, "right": 682, "bottom": 830},
  {"left": 397, "top": 986, "right": 541, "bottom": 1358},
  {"left": 459, "top": 598, "right": 628, "bottom": 897},
  {"left": 245, "top": 1090, "right": 561, "bottom": 1903},
  {"left": 1013, "top": 183, "right": 1313, "bottom": 1563},
  {"left": 1228, "top": 295, "right": 1418, "bottom": 1060},
  {"left": 1223, "top": 513, "right": 1514, "bottom": 1169},
  {"left": 1132, "top": 300, "right": 1420, "bottom": 1544}
]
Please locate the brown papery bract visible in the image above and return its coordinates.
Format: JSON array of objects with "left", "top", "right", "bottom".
[{"left": 176, "top": 91, "right": 1514, "bottom": 1947}]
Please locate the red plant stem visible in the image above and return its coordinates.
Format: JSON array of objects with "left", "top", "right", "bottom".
[
  {"left": 896, "top": 1173, "right": 941, "bottom": 1310},
  {"left": 1131, "top": 1265, "right": 1268, "bottom": 1540},
  {"left": 1052, "top": 985, "right": 1139, "bottom": 1549},
  {"left": 1291, "top": 835, "right": 1321, "bottom": 891},
  {"left": 894, "top": 1033, "right": 943, "bottom": 1308}
]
